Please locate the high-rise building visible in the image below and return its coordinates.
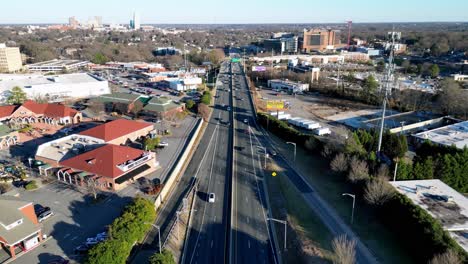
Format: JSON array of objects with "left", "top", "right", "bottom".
[
  {"left": 87, "top": 16, "right": 102, "bottom": 29},
  {"left": 263, "top": 32, "right": 298, "bottom": 54},
  {"left": 0, "top": 43, "right": 22, "bottom": 73},
  {"left": 302, "top": 29, "right": 341, "bottom": 52},
  {"left": 69, "top": 16, "right": 79, "bottom": 28},
  {"left": 133, "top": 12, "right": 140, "bottom": 30}
]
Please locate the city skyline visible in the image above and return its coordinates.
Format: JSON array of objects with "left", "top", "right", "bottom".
[{"left": 0, "top": 0, "right": 467, "bottom": 24}]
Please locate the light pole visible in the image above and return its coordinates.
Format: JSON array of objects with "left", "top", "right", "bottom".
[
  {"left": 286, "top": 142, "right": 296, "bottom": 162},
  {"left": 267, "top": 217, "right": 287, "bottom": 250},
  {"left": 27, "top": 157, "right": 33, "bottom": 177},
  {"left": 342, "top": 193, "right": 355, "bottom": 225},
  {"left": 144, "top": 222, "right": 161, "bottom": 254}
]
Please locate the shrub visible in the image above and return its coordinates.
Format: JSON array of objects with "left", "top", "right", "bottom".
[
  {"left": 24, "top": 180, "right": 38, "bottom": 190},
  {"left": 0, "top": 183, "right": 12, "bottom": 194},
  {"left": 347, "top": 156, "right": 369, "bottom": 182},
  {"left": 149, "top": 249, "right": 176, "bottom": 264}
]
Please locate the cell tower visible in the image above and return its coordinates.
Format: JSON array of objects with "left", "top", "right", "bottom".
[{"left": 376, "top": 28, "right": 396, "bottom": 154}]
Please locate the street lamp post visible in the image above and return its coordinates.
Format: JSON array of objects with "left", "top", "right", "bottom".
[
  {"left": 27, "top": 157, "right": 33, "bottom": 177},
  {"left": 267, "top": 218, "right": 287, "bottom": 250},
  {"left": 342, "top": 193, "right": 355, "bottom": 225},
  {"left": 286, "top": 142, "right": 296, "bottom": 162},
  {"left": 144, "top": 222, "right": 161, "bottom": 254}
]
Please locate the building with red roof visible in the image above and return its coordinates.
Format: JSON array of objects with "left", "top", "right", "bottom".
[
  {"left": 79, "top": 119, "right": 154, "bottom": 145},
  {"left": 58, "top": 144, "right": 157, "bottom": 191},
  {"left": 0, "top": 100, "right": 82, "bottom": 125}
]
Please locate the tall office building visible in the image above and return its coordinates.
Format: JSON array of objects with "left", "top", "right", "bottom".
[
  {"left": 0, "top": 43, "right": 22, "bottom": 73},
  {"left": 263, "top": 33, "right": 298, "bottom": 54},
  {"left": 69, "top": 16, "right": 79, "bottom": 28},
  {"left": 302, "top": 29, "right": 341, "bottom": 52},
  {"left": 133, "top": 12, "right": 140, "bottom": 30},
  {"left": 87, "top": 16, "right": 102, "bottom": 29}
]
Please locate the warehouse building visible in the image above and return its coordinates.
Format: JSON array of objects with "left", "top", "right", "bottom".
[
  {"left": 268, "top": 79, "right": 309, "bottom": 93},
  {"left": 0, "top": 73, "right": 110, "bottom": 103},
  {"left": 413, "top": 120, "right": 468, "bottom": 149}
]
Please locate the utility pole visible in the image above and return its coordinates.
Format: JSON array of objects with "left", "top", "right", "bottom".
[
  {"left": 144, "top": 222, "right": 161, "bottom": 254},
  {"left": 377, "top": 27, "right": 396, "bottom": 154}
]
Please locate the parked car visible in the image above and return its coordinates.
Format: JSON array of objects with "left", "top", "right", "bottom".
[
  {"left": 74, "top": 245, "right": 90, "bottom": 254},
  {"left": 158, "top": 141, "right": 169, "bottom": 147},
  {"left": 38, "top": 210, "right": 54, "bottom": 223},
  {"left": 208, "top": 193, "right": 216, "bottom": 203},
  {"left": 243, "top": 119, "right": 248, "bottom": 124}
]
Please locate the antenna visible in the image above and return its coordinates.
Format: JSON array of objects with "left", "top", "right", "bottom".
[
  {"left": 376, "top": 26, "right": 396, "bottom": 154},
  {"left": 346, "top": 21, "right": 353, "bottom": 50}
]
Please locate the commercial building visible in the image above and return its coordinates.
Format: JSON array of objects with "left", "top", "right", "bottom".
[
  {"left": 302, "top": 29, "right": 341, "bottom": 52},
  {"left": 390, "top": 180, "right": 468, "bottom": 252},
  {"left": 59, "top": 144, "right": 157, "bottom": 191},
  {"left": 268, "top": 79, "right": 309, "bottom": 93},
  {"left": 453, "top": 74, "right": 468, "bottom": 82},
  {"left": 0, "top": 43, "right": 22, "bottom": 73},
  {"left": 131, "top": 12, "right": 140, "bottom": 30},
  {"left": 263, "top": 33, "right": 298, "bottom": 54},
  {"left": 0, "top": 196, "right": 43, "bottom": 260},
  {"left": 0, "top": 100, "right": 82, "bottom": 125},
  {"left": 413, "top": 120, "right": 468, "bottom": 149},
  {"left": 35, "top": 119, "right": 157, "bottom": 191},
  {"left": 0, "top": 124, "right": 19, "bottom": 150},
  {"left": 27, "top": 59, "right": 89, "bottom": 73},
  {"left": 153, "top": 47, "right": 181, "bottom": 56},
  {"left": 0, "top": 73, "right": 110, "bottom": 103},
  {"left": 167, "top": 77, "right": 202, "bottom": 91},
  {"left": 68, "top": 16, "right": 79, "bottom": 28},
  {"left": 142, "top": 97, "right": 185, "bottom": 118},
  {"left": 250, "top": 52, "right": 369, "bottom": 64},
  {"left": 90, "top": 93, "right": 142, "bottom": 113}
]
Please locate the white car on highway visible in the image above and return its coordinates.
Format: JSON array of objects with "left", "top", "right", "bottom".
[{"left": 208, "top": 193, "right": 215, "bottom": 203}]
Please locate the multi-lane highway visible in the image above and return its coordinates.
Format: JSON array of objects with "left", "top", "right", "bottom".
[
  {"left": 230, "top": 62, "right": 276, "bottom": 264},
  {"left": 183, "top": 61, "right": 233, "bottom": 264}
]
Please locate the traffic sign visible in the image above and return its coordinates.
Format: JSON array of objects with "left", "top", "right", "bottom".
[{"left": 272, "top": 172, "right": 277, "bottom": 177}]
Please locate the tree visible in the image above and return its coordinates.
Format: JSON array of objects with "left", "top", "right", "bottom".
[
  {"left": 86, "top": 239, "right": 131, "bottom": 264},
  {"left": 430, "top": 64, "right": 440, "bottom": 78},
  {"left": 200, "top": 91, "right": 212, "bottom": 105},
  {"left": 185, "top": 99, "right": 195, "bottom": 110},
  {"left": 364, "top": 176, "right": 395, "bottom": 206},
  {"left": 429, "top": 249, "right": 462, "bottom": 264},
  {"left": 197, "top": 103, "right": 210, "bottom": 121},
  {"left": 437, "top": 79, "right": 465, "bottom": 116},
  {"left": 144, "top": 137, "right": 161, "bottom": 151},
  {"left": 207, "top": 49, "right": 225, "bottom": 66},
  {"left": 131, "top": 100, "right": 144, "bottom": 117},
  {"left": 331, "top": 153, "right": 348, "bottom": 174},
  {"left": 149, "top": 249, "right": 176, "bottom": 264},
  {"left": 348, "top": 156, "right": 369, "bottom": 182},
  {"left": 362, "top": 75, "right": 379, "bottom": 103},
  {"left": 92, "top": 52, "right": 109, "bottom": 65},
  {"left": 7, "top": 86, "right": 27, "bottom": 105},
  {"left": 331, "top": 235, "right": 356, "bottom": 264},
  {"left": 401, "top": 60, "right": 411, "bottom": 74}
]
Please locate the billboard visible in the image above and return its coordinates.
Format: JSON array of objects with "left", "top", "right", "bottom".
[
  {"left": 266, "top": 100, "right": 285, "bottom": 110},
  {"left": 252, "top": 66, "right": 267, "bottom": 72}
]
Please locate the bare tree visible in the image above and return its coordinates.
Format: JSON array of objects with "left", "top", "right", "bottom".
[
  {"left": 348, "top": 156, "right": 369, "bottom": 182},
  {"left": 364, "top": 176, "right": 395, "bottom": 206},
  {"left": 197, "top": 103, "right": 210, "bottom": 121},
  {"left": 86, "top": 178, "right": 100, "bottom": 200},
  {"left": 376, "top": 164, "right": 390, "bottom": 178},
  {"left": 429, "top": 250, "right": 462, "bottom": 264},
  {"left": 331, "top": 153, "right": 348, "bottom": 173},
  {"left": 331, "top": 235, "right": 356, "bottom": 264}
]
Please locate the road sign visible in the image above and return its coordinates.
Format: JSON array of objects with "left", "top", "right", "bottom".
[
  {"left": 272, "top": 172, "right": 277, "bottom": 177},
  {"left": 231, "top": 58, "right": 241, "bottom": 63},
  {"left": 252, "top": 66, "right": 267, "bottom": 72},
  {"left": 266, "top": 100, "right": 285, "bottom": 110}
]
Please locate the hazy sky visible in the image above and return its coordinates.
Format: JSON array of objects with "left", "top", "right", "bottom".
[{"left": 0, "top": 0, "right": 467, "bottom": 24}]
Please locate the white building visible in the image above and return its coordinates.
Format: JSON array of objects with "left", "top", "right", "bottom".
[
  {"left": 133, "top": 12, "right": 140, "bottom": 30},
  {"left": 413, "top": 121, "right": 468, "bottom": 150},
  {"left": 0, "top": 73, "right": 110, "bottom": 103},
  {"left": 268, "top": 79, "right": 309, "bottom": 93},
  {"left": 168, "top": 77, "right": 202, "bottom": 91},
  {"left": 27, "top": 59, "right": 90, "bottom": 73}
]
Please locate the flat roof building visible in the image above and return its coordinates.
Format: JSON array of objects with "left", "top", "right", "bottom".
[
  {"left": 302, "top": 29, "right": 341, "bottom": 52},
  {"left": 0, "top": 43, "right": 22, "bottom": 73},
  {"left": 0, "top": 73, "right": 110, "bottom": 103},
  {"left": 268, "top": 79, "right": 310, "bottom": 93},
  {"left": 27, "top": 59, "right": 90, "bottom": 73},
  {"left": 413, "top": 120, "right": 468, "bottom": 149},
  {"left": 390, "top": 180, "right": 468, "bottom": 252},
  {"left": 142, "top": 97, "right": 185, "bottom": 118}
]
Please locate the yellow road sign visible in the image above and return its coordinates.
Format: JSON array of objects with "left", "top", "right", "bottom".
[
  {"left": 266, "top": 100, "right": 284, "bottom": 110},
  {"left": 272, "top": 171, "right": 277, "bottom": 177}
]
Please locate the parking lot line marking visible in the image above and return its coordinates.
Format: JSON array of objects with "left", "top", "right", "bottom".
[
  {"left": 63, "top": 233, "right": 70, "bottom": 239},
  {"left": 70, "top": 236, "right": 79, "bottom": 241}
]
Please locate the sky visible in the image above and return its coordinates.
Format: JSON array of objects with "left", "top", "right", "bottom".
[{"left": 0, "top": 0, "right": 467, "bottom": 24}]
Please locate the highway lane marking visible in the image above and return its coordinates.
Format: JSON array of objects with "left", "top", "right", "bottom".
[
  {"left": 70, "top": 235, "right": 79, "bottom": 241},
  {"left": 247, "top": 217, "right": 249, "bottom": 224},
  {"left": 63, "top": 233, "right": 70, "bottom": 239},
  {"left": 211, "top": 240, "right": 214, "bottom": 248},
  {"left": 248, "top": 240, "right": 251, "bottom": 249},
  {"left": 188, "top": 117, "right": 221, "bottom": 264}
]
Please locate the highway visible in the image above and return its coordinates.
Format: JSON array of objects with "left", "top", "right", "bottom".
[
  {"left": 183, "top": 61, "right": 233, "bottom": 264},
  {"left": 231, "top": 62, "right": 276, "bottom": 264}
]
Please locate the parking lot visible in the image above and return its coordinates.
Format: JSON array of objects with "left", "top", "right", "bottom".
[{"left": 1, "top": 114, "right": 197, "bottom": 263}]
